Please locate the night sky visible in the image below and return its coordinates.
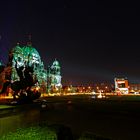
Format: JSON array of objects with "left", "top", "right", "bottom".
[{"left": 0, "top": 0, "right": 140, "bottom": 85}]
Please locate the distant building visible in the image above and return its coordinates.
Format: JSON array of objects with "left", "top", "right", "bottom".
[
  {"left": 114, "top": 78, "right": 129, "bottom": 94},
  {"left": 93, "top": 83, "right": 114, "bottom": 93},
  {"left": 129, "top": 84, "right": 140, "bottom": 93}
]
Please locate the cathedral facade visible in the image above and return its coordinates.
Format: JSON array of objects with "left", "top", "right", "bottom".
[{"left": 0, "top": 42, "right": 62, "bottom": 93}]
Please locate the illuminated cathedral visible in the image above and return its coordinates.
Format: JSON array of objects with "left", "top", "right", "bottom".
[{"left": 0, "top": 42, "right": 62, "bottom": 93}]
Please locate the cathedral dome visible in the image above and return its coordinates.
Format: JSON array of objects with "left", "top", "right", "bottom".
[
  {"left": 22, "top": 45, "right": 41, "bottom": 64},
  {"left": 52, "top": 59, "right": 60, "bottom": 66},
  {"left": 22, "top": 45, "right": 39, "bottom": 57}
]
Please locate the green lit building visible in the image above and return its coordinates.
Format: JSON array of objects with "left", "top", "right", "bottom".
[
  {"left": 0, "top": 42, "right": 62, "bottom": 93},
  {"left": 8, "top": 43, "right": 47, "bottom": 85}
]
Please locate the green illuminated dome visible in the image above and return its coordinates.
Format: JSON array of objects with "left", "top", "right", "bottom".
[
  {"left": 52, "top": 59, "right": 60, "bottom": 66},
  {"left": 23, "top": 45, "right": 40, "bottom": 57},
  {"left": 11, "top": 43, "right": 41, "bottom": 65},
  {"left": 8, "top": 43, "right": 46, "bottom": 83}
]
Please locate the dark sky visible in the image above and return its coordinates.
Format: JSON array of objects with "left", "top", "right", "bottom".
[{"left": 0, "top": 0, "right": 140, "bottom": 85}]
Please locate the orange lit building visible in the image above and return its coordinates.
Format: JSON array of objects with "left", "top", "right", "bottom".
[{"left": 114, "top": 78, "right": 129, "bottom": 94}]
